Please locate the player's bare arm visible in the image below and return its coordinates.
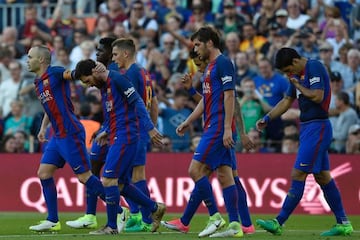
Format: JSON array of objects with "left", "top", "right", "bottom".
[
  {"left": 256, "top": 96, "right": 294, "bottom": 131},
  {"left": 223, "top": 90, "right": 235, "bottom": 149},
  {"left": 176, "top": 98, "right": 204, "bottom": 136},
  {"left": 289, "top": 77, "right": 324, "bottom": 103},
  {"left": 95, "top": 131, "right": 108, "bottom": 146},
  {"left": 150, "top": 96, "right": 159, "bottom": 125},
  {"left": 38, "top": 113, "right": 50, "bottom": 142}
]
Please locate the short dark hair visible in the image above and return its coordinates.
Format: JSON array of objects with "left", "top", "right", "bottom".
[
  {"left": 99, "top": 37, "right": 116, "bottom": 50},
  {"left": 274, "top": 47, "right": 301, "bottom": 70},
  {"left": 191, "top": 26, "right": 221, "bottom": 49},
  {"left": 337, "top": 91, "right": 350, "bottom": 105},
  {"left": 75, "top": 59, "right": 96, "bottom": 78}
]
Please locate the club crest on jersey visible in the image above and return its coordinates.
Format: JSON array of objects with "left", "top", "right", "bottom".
[{"left": 43, "top": 78, "right": 49, "bottom": 86}]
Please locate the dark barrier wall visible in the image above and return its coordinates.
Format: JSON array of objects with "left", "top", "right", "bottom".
[{"left": 0, "top": 153, "right": 359, "bottom": 214}]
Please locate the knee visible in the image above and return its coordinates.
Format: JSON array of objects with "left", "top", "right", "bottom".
[
  {"left": 132, "top": 166, "right": 145, "bottom": 182},
  {"left": 314, "top": 172, "right": 332, "bottom": 186},
  {"left": 37, "top": 169, "right": 53, "bottom": 180},
  {"left": 77, "top": 171, "right": 92, "bottom": 184}
]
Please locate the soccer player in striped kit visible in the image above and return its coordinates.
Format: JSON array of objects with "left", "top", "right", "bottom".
[
  {"left": 111, "top": 38, "right": 158, "bottom": 232},
  {"left": 175, "top": 26, "right": 254, "bottom": 238},
  {"left": 74, "top": 59, "right": 165, "bottom": 234},
  {"left": 256, "top": 47, "right": 353, "bottom": 236},
  {"left": 27, "top": 46, "right": 108, "bottom": 232}
]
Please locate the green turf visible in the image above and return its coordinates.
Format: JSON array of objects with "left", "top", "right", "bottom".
[{"left": 0, "top": 212, "right": 359, "bottom": 239}]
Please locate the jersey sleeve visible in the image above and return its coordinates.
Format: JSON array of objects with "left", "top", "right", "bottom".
[
  {"left": 218, "top": 56, "right": 236, "bottom": 91},
  {"left": 307, "top": 61, "right": 324, "bottom": 90}
]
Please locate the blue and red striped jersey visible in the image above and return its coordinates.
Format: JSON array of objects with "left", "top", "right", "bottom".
[
  {"left": 201, "top": 54, "right": 237, "bottom": 134},
  {"left": 286, "top": 59, "right": 330, "bottom": 122},
  {"left": 34, "top": 66, "right": 83, "bottom": 138}
]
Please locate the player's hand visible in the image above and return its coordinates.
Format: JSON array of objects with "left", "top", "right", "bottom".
[
  {"left": 240, "top": 133, "right": 255, "bottom": 151},
  {"left": 223, "top": 128, "right": 235, "bottom": 148},
  {"left": 95, "top": 131, "right": 108, "bottom": 146},
  {"left": 181, "top": 73, "right": 193, "bottom": 90},
  {"left": 94, "top": 61, "right": 106, "bottom": 74},
  {"left": 148, "top": 128, "right": 163, "bottom": 146},
  {"left": 256, "top": 119, "right": 267, "bottom": 132},
  {"left": 37, "top": 129, "right": 47, "bottom": 143},
  {"left": 176, "top": 121, "right": 190, "bottom": 136}
]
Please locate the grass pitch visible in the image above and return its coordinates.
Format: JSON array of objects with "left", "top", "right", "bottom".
[{"left": 0, "top": 212, "right": 359, "bottom": 239}]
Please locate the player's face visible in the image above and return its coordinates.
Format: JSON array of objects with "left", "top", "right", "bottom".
[
  {"left": 193, "top": 39, "right": 210, "bottom": 62},
  {"left": 112, "top": 46, "right": 126, "bottom": 68},
  {"left": 80, "top": 75, "right": 103, "bottom": 89},
  {"left": 96, "top": 43, "right": 111, "bottom": 65},
  {"left": 27, "top": 48, "right": 40, "bottom": 73}
]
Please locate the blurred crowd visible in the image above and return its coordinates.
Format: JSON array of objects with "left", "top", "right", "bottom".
[{"left": 0, "top": 0, "right": 360, "bottom": 154}]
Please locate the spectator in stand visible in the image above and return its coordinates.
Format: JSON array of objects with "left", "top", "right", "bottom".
[
  {"left": 50, "top": 35, "right": 65, "bottom": 65},
  {"left": 254, "top": 58, "right": 289, "bottom": 152},
  {"left": 49, "top": 0, "right": 74, "bottom": 43},
  {"left": 283, "top": 120, "right": 299, "bottom": 137},
  {"left": 69, "top": 29, "right": 96, "bottom": 63},
  {"left": 341, "top": 49, "right": 360, "bottom": 94},
  {"left": 239, "top": 22, "right": 268, "bottom": 60},
  {"left": 346, "top": 124, "right": 360, "bottom": 154},
  {"left": 274, "top": 9, "right": 295, "bottom": 37},
  {"left": 1, "top": 27, "right": 26, "bottom": 59},
  {"left": 320, "top": 5, "right": 343, "bottom": 40},
  {"left": 319, "top": 41, "right": 343, "bottom": 74},
  {"left": 159, "top": 89, "right": 192, "bottom": 152},
  {"left": 113, "top": 22, "right": 127, "bottom": 39},
  {"left": 156, "top": 0, "right": 191, "bottom": 27},
  {"left": 4, "top": 99, "right": 33, "bottom": 136},
  {"left": 123, "top": 0, "right": 159, "bottom": 47},
  {"left": 184, "top": 4, "right": 208, "bottom": 34},
  {"left": 79, "top": 40, "right": 96, "bottom": 61},
  {"left": 286, "top": 0, "right": 310, "bottom": 30},
  {"left": 325, "top": 21, "right": 352, "bottom": 61},
  {"left": 253, "top": 0, "right": 277, "bottom": 37},
  {"left": 53, "top": 48, "right": 76, "bottom": 70},
  {"left": 331, "top": 91, "right": 359, "bottom": 153},
  {"left": 0, "top": 46, "right": 13, "bottom": 84},
  {"left": 294, "top": 28, "right": 320, "bottom": 60},
  {"left": 161, "top": 135, "right": 173, "bottom": 152},
  {"left": 93, "top": 14, "right": 114, "bottom": 43},
  {"left": 17, "top": 5, "right": 52, "bottom": 49},
  {"left": 64, "top": 17, "right": 88, "bottom": 49},
  {"left": 238, "top": 77, "right": 272, "bottom": 134},
  {"left": 214, "top": 0, "right": 246, "bottom": 36},
  {"left": 281, "top": 134, "right": 299, "bottom": 154},
  {"left": 102, "top": 0, "right": 128, "bottom": 25},
  {"left": 223, "top": 32, "right": 240, "bottom": 65},
  {"left": 14, "top": 130, "right": 29, "bottom": 153},
  {"left": 234, "top": 51, "right": 258, "bottom": 88},
  {"left": 0, "top": 134, "right": 17, "bottom": 153},
  {"left": 0, "top": 108, "right": 4, "bottom": 139},
  {"left": 0, "top": 60, "right": 23, "bottom": 117},
  {"left": 189, "top": 134, "right": 201, "bottom": 152}
]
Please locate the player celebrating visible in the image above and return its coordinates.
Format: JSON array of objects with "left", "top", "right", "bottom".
[
  {"left": 75, "top": 59, "right": 166, "bottom": 234},
  {"left": 66, "top": 37, "right": 128, "bottom": 232},
  {"left": 256, "top": 47, "right": 353, "bottom": 236},
  {"left": 27, "top": 46, "right": 108, "bottom": 232},
  {"left": 111, "top": 38, "right": 158, "bottom": 232},
  {"left": 175, "top": 26, "right": 253, "bottom": 238},
  {"left": 162, "top": 49, "right": 255, "bottom": 237}
]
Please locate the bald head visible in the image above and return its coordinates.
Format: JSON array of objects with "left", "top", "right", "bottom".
[
  {"left": 32, "top": 45, "right": 51, "bottom": 64},
  {"left": 27, "top": 45, "right": 51, "bottom": 75}
]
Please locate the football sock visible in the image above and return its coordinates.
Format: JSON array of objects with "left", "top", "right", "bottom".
[
  {"left": 277, "top": 180, "right": 305, "bottom": 225},
  {"left": 135, "top": 180, "right": 152, "bottom": 224},
  {"left": 85, "top": 187, "right": 98, "bottom": 215},
  {"left": 124, "top": 196, "right": 139, "bottom": 214},
  {"left": 121, "top": 183, "right": 157, "bottom": 212},
  {"left": 197, "top": 176, "right": 218, "bottom": 216},
  {"left": 234, "top": 176, "right": 252, "bottom": 227},
  {"left": 223, "top": 185, "right": 239, "bottom": 222},
  {"left": 321, "top": 179, "right": 349, "bottom": 224},
  {"left": 104, "top": 186, "right": 120, "bottom": 229},
  {"left": 180, "top": 181, "right": 202, "bottom": 226},
  {"left": 41, "top": 178, "right": 58, "bottom": 223},
  {"left": 85, "top": 175, "right": 105, "bottom": 201}
]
